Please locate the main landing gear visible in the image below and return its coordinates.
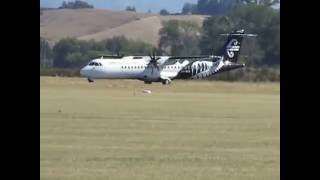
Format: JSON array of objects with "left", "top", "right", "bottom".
[
  {"left": 162, "top": 79, "right": 171, "bottom": 85},
  {"left": 88, "top": 78, "right": 94, "bottom": 83}
]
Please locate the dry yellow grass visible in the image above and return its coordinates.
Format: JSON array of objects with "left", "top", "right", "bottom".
[
  {"left": 40, "top": 9, "right": 207, "bottom": 45},
  {"left": 79, "top": 16, "right": 163, "bottom": 46},
  {"left": 40, "top": 9, "right": 152, "bottom": 42},
  {"left": 41, "top": 77, "right": 279, "bottom": 180},
  {"left": 159, "top": 15, "right": 209, "bottom": 27}
]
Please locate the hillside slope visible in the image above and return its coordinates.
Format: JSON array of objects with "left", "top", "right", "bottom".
[
  {"left": 78, "top": 16, "right": 162, "bottom": 46},
  {"left": 40, "top": 9, "right": 208, "bottom": 46}
]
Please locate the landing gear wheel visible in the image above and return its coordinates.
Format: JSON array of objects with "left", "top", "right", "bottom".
[
  {"left": 162, "top": 79, "right": 170, "bottom": 85},
  {"left": 88, "top": 78, "right": 94, "bottom": 83}
]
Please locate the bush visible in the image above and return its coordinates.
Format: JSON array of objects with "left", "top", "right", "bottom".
[
  {"left": 160, "top": 9, "right": 170, "bottom": 15},
  {"left": 210, "top": 67, "right": 280, "bottom": 82},
  {"left": 126, "top": 6, "right": 136, "bottom": 12}
]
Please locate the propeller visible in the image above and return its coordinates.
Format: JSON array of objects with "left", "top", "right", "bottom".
[
  {"left": 116, "top": 49, "right": 120, "bottom": 57},
  {"left": 148, "top": 49, "right": 161, "bottom": 74}
]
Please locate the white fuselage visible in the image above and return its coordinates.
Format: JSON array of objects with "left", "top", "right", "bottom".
[
  {"left": 80, "top": 56, "right": 221, "bottom": 82},
  {"left": 79, "top": 55, "right": 239, "bottom": 83}
]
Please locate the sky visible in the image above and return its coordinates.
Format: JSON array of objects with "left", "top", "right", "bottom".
[{"left": 40, "top": 0, "right": 198, "bottom": 13}]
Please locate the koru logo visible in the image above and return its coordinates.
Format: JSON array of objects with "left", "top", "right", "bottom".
[{"left": 226, "top": 39, "right": 240, "bottom": 58}]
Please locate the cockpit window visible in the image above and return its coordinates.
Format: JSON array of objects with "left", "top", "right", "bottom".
[{"left": 88, "top": 62, "right": 103, "bottom": 66}]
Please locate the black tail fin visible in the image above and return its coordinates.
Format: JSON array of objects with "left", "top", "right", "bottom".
[{"left": 220, "top": 29, "right": 257, "bottom": 62}]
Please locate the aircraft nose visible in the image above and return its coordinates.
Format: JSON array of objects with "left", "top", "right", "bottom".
[{"left": 80, "top": 66, "right": 89, "bottom": 77}]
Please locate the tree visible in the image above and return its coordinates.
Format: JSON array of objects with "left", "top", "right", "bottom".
[
  {"left": 160, "top": 9, "right": 170, "bottom": 15},
  {"left": 40, "top": 37, "right": 53, "bottom": 68},
  {"left": 242, "top": 0, "right": 280, "bottom": 6},
  {"left": 52, "top": 38, "right": 105, "bottom": 68},
  {"left": 182, "top": 3, "right": 198, "bottom": 14},
  {"left": 199, "top": 4, "right": 279, "bottom": 66},
  {"left": 228, "top": 4, "right": 279, "bottom": 65},
  {"left": 59, "top": 0, "right": 94, "bottom": 9},
  {"left": 196, "top": 0, "right": 244, "bottom": 15},
  {"left": 51, "top": 36, "right": 156, "bottom": 68},
  {"left": 104, "top": 36, "right": 155, "bottom": 56},
  {"left": 159, "top": 20, "right": 201, "bottom": 56},
  {"left": 126, "top": 6, "right": 136, "bottom": 12}
]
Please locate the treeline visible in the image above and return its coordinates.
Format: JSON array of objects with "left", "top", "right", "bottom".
[
  {"left": 182, "top": 0, "right": 279, "bottom": 15},
  {"left": 59, "top": 0, "right": 94, "bottom": 9},
  {"left": 40, "top": 36, "right": 155, "bottom": 69},
  {"left": 40, "top": 37, "right": 53, "bottom": 67},
  {"left": 125, "top": 6, "right": 136, "bottom": 12},
  {"left": 200, "top": 4, "right": 279, "bottom": 66},
  {"left": 208, "top": 66, "right": 279, "bottom": 82}
]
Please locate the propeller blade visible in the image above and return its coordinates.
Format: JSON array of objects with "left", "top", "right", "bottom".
[
  {"left": 148, "top": 49, "right": 162, "bottom": 71},
  {"left": 152, "top": 49, "right": 156, "bottom": 58}
]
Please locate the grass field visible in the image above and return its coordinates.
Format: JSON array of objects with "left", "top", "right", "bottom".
[{"left": 40, "top": 77, "right": 280, "bottom": 180}]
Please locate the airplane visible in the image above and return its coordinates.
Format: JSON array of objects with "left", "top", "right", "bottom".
[{"left": 80, "top": 29, "right": 256, "bottom": 85}]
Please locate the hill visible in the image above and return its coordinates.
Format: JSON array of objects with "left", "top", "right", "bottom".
[{"left": 40, "top": 9, "right": 207, "bottom": 46}]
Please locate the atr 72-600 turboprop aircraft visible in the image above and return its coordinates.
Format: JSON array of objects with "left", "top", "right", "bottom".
[{"left": 80, "top": 29, "right": 256, "bottom": 84}]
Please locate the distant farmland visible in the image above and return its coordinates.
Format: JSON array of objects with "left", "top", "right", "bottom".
[
  {"left": 40, "top": 9, "right": 207, "bottom": 46},
  {"left": 40, "top": 77, "right": 280, "bottom": 180}
]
